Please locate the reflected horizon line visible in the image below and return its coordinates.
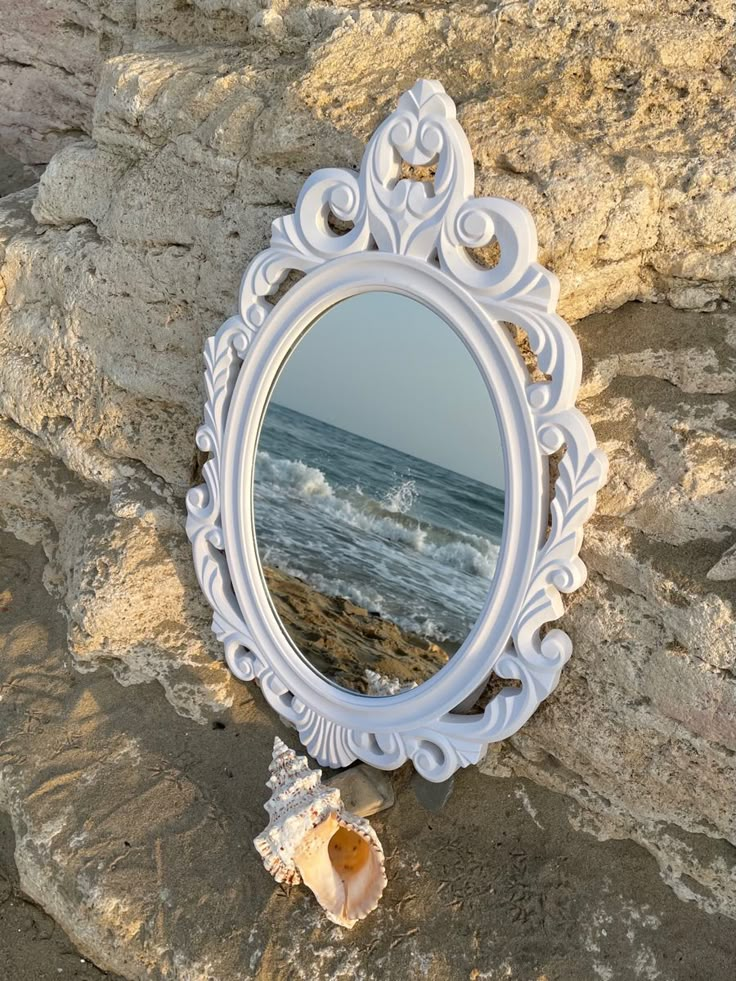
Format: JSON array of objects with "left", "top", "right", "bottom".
[{"left": 269, "top": 398, "right": 505, "bottom": 494}]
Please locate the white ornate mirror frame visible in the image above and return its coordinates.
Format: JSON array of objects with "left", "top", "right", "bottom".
[{"left": 186, "top": 80, "right": 607, "bottom": 782}]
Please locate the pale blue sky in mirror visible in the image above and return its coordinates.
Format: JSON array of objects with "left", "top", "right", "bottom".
[{"left": 270, "top": 291, "right": 505, "bottom": 489}]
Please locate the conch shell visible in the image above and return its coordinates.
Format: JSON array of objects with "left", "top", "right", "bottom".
[{"left": 254, "top": 737, "right": 387, "bottom": 928}]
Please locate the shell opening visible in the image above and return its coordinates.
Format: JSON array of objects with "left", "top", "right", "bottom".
[
  {"left": 294, "top": 814, "right": 386, "bottom": 928},
  {"left": 328, "top": 825, "right": 373, "bottom": 877}
]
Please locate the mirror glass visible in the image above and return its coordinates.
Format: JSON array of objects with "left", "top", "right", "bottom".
[{"left": 253, "top": 292, "right": 505, "bottom": 695}]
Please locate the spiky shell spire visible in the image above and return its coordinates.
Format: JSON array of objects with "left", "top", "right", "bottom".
[{"left": 254, "top": 737, "right": 341, "bottom": 886}]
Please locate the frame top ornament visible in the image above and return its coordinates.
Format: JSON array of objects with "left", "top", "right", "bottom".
[{"left": 186, "top": 80, "right": 607, "bottom": 782}]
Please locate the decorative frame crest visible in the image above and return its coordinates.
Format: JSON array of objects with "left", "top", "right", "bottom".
[{"left": 186, "top": 80, "right": 607, "bottom": 782}]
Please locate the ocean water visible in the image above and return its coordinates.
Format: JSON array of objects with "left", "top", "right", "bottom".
[{"left": 253, "top": 402, "right": 505, "bottom": 649}]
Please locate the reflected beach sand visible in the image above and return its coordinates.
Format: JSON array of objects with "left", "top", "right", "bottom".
[{"left": 263, "top": 565, "right": 451, "bottom": 694}]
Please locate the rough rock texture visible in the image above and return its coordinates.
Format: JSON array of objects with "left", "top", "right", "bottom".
[
  {"left": 2, "top": 532, "right": 735, "bottom": 979},
  {"left": 481, "top": 301, "right": 736, "bottom": 917},
  {"left": 0, "top": 812, "right": 124, "bottom": 981},
  {"left": 2, "top": 1, "right": 735, "bottom": 316},
  {"left": 0, "top": 0, "right": 735, "bottom": 973},
  {"left": 0, "top": 2, "right": 135, "bottom": 164}
]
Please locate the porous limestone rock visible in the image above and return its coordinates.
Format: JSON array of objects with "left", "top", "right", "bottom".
[
  {"left": 2, "top": 1, "right": 735, "bottom": 318},
  {"left": 0, "top": 2, "right": 135, "bottom": 164},
  {"left": 0, "top": 0, "right": 735, "bottom": 969}
]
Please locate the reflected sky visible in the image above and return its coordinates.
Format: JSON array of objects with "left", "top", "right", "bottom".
[{"left": 272, "top": 291, "right": 505, "bottom": 488}]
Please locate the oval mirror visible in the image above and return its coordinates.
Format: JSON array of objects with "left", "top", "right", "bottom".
[
  {"left": 187, "top": 79, "right": 607, "bottom": 779},
  {"left": 253, "top": 291, "right": 505, "bottom": 695}
]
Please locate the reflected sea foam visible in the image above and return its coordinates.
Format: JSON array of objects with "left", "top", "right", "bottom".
[{"left": 254, "top": 403, "right": 505, "bottom": 647}]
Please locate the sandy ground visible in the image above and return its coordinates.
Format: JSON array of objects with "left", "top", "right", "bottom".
[{"left": 1, "top": 529, "right": 735, "bottom": 979}]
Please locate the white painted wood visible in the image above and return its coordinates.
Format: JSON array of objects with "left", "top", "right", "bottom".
[{"left": 186, "top": 80, "right": 607, "bottom": 781}]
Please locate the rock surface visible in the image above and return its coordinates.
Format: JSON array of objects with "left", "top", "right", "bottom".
[
  {"left": 0, "top": 813, "right": 124, "bottom": 981},
  {"left": 481, "top": 301, "right": 736, "bottom": 917},
  {"left": 3, "top": 1, "right": 735, "bottom": 316},
  {"left": 2, "top": 531, "right": 735, "bottom": 980},
  {"left": 0, "top": 0, "right": 735, "bottom": 973},
  {"left": 0, "top": 2, "right": 134, "bottom": 164}
]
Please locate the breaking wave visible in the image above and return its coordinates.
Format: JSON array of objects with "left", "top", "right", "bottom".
[
  {"left": 381, "top": 477, "right": 418, "bottom": 514},
  {"left": 256, "top": 450, "right": 499, "bottom": 580}
]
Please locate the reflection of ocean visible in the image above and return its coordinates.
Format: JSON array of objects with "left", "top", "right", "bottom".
[{"left": 254, "top": 402, "right": 505, "bottom": 647}]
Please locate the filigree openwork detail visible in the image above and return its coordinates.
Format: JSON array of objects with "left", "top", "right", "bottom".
[{"left": 186, "top": 80, "right": 607, "bottom": 782}]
